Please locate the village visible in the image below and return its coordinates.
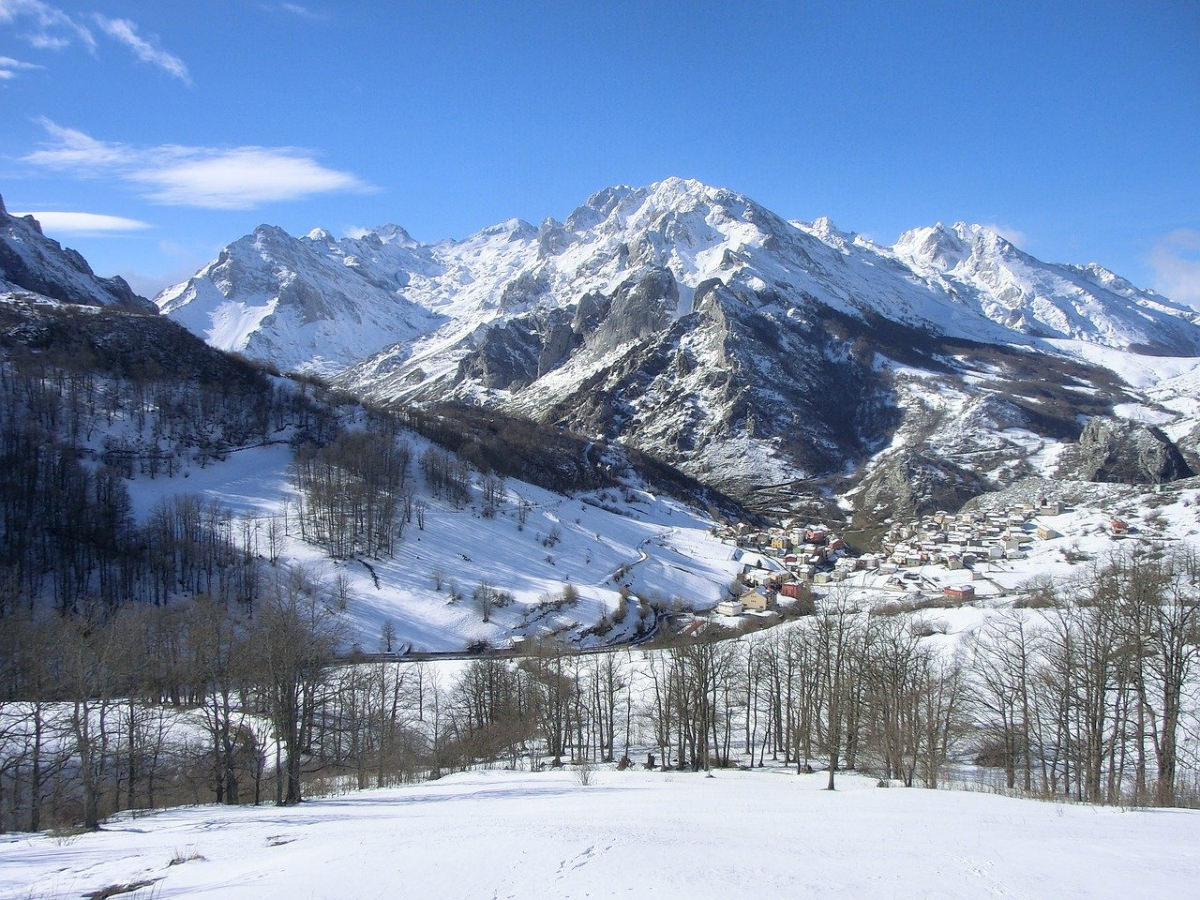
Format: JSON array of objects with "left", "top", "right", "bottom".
[{"left": 708, "top": 496, "right": 1139, "bottom": 620}]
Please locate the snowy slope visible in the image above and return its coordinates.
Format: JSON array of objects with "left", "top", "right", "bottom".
[
  {"left": 3, "top": 768, "right": 1197, "bottom": 899},
  {"left": 117, "top": 432, "right": 750, "bottom": 653}
]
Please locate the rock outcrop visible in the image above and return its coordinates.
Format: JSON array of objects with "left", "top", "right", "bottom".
[{"left": 1061, "top": 417, "right": 1194, "bottom": 484}]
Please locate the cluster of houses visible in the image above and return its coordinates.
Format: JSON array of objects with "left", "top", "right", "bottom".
[
  {"left": 878, "top": 503, "right": 1057, "bottom": 569},
  {"left": 711, "top": 521, "right": 849, "bottom": 617},
  {"left": 712, "top": 496, "right": 1077, "bottom": 616}
]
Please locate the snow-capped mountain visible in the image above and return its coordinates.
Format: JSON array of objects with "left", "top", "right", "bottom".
[
  {"left": 157, "top": 223, "right": 445, "bottom": 375},
  {"left": 893, "top": 221, "right": 1200, "bottom": 353},
  {"left": 156, "top": 178, "right": 1200, "bottom": 514},
  {"left": 0, "top": 195, "right": 152, "bottom": 311}
]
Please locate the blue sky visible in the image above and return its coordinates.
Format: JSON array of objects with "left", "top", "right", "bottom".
[{"left": 2, "top": 0, "right": 1198, "bottom": 302}]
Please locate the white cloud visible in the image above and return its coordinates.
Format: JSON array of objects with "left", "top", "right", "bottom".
[
  {"left": 0, "top": 0, "right": 95, "bottom": 51},
  {"left": 277, "top": 3, "right": 327, "bottom": 20},
  {"left": 11, "top": 210, "right": 151, "bottom": 234},
  {"left": 0, "top": 53, "right": 41, "bottom": 79},
  {"left": 25, "top": 117, "right": 133, "bottom": 168},
  {"left": 980, "top": 222, "right": 1029, "bottom": 249},
  {"left": 1, "top": 4, "right": 189, "bottom": 83},
  {"left": 135, "top": 148, "right": 367, "bottom": 209},
  {"left": 1149, "top": 229, "right": 1200, "bottom": 306},
  {"left": 24, "top": 119, "right": 373, "bottom": 210},
  {"left": 93, "top": 15, "right": 190, "bottom": 84}
]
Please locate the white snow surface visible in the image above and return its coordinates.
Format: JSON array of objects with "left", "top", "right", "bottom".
[{"left": 2, "top": 768, "right": 1196, "bottom": 899}]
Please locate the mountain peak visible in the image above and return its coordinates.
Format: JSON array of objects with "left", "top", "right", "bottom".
[
  {"left": 805, "top": 215, "right": 859, "bottom": 245},
  {"left": 893, "top": 220, "right": 1022, "bottom": 267},
  {"left": 567, "top": 178, "right": 741, "bottom": 233},
  {"left": 894, "top": 222, "right": 970, "bottom": 268},
  {"left": 370, "top": 223, "right": 418, "bottom": 247},
  {"left": 250, "top": 223, "right": 293, "bottom": 245},
  {"left": 948, "top": 222, "right": 1020, "bottom": 254},
  {"left": 642, "top": 177, "right": 759, "bottom": 216},
  {"left": 469, "top": 217, "right": 537, "bottom": 243},
  {"left": 646, "top": 176, "right": 715, "bottom": 202}
]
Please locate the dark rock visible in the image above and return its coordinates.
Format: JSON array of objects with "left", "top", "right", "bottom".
[
  {"left": 498, "top": 269, "right": 550, "bottom": 309},
  {"left": 0, "top": 202, "right": 153, "bottom": 311},
  {"left": 454, "top": 307, "right": 580, "bottom": 390},
  {"left": 589, "top": 266, "right": 678, "bottom": 353},
  {"left": 537, "top": 218, "right": 569, "bottom": 258},
  {"left": 572, "top": 291, "right": 611, "bottom": 333},
  {"left": 857, "top": 448, "right": 992, "bottom": 522},
  {"left": 1062, "top": 417, "right": 1194, "bottom": 484}
]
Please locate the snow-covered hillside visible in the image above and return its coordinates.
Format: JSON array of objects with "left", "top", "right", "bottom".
[
  {"left": 3, "top": 768, "right": 1196, "bottom": 899},
  {"left": 156, "top": 224, "right": 444, "bottom": 375},
  {"left": 893, "top": 221, "right": 1200, "bottom": 353},
  {"left": 117, "top": 430, "right": 755, "bottom": 653}
]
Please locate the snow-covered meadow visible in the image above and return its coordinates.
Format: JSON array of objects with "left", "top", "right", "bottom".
[{"left": 3, "top": 768, "right": 1197, "bottom": 899}]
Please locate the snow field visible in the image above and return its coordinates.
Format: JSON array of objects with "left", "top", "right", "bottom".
[{"left": 3, "top": 768, "right": 1197, "bottom": 899}]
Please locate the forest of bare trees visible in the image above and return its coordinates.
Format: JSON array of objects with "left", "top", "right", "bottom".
[
  {"left": 291, "top": 423, "right": 412, "bottom": 558},
  {"left": 3, "top": 547, "right": 1197, "bottom": 834},
  {"left": 0, "top": 343, "right": 344, "bottom": 615},
  {"left": 966, "top": 551, "right": 1200, "bottom": 806}
]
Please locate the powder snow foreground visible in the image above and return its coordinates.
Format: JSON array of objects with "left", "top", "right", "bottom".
[{"left": 2, "top": 769, "right": 1197, "bottom": 899}]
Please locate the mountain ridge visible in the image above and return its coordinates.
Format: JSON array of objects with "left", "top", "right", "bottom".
[
  {"left": 0, "top": 195, "right": 154, "bottom": 312},
  {"left": 158, "top": 177, "right": 1200, "bottom": 362},
  {"left": 144, "top": 178, "right": 1200, "bottom": 515}
]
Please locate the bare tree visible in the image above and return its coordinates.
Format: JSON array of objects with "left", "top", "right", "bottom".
[
  {"left": 248, "top": 566, "right": 342, "bottom": 805},
  {"left": 814, "top": 587, "right": 865, "bottom": 790},
  {"left": 381, "top": 619, "right": 396, "bottom": 654},
  {"left": 184, "top": 596, "right": 253, "bottom": 805},
  {"left": 966, "top": 610, "right": 1042, "bottom": 792},
  {"left": 1113, "top": 549, "right": 1200, "bottom": 806},
  {"left": 474, "top": 581, "right": 495, "bottom": 624}
]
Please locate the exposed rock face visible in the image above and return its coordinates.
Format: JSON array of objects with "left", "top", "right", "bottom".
[
  {"left": 588, "top": 266, "right": 678, "bottom": 353},
  {"left": 498, "top": 269, "right": 551, "bottom": 310},
  {"left": 857, "top": 449, "right": 992, "bottom": 522},
  {"left": 1062, "top": 418, "right": 1194, "bottom": 484},
  {"left": 454, "top": 307, "right": 581, "bottom": 391}
]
